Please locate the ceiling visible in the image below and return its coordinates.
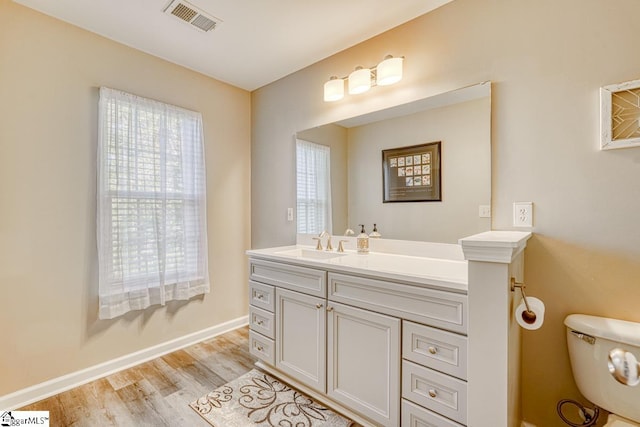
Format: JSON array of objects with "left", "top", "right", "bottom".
[{"left": 14, "top": 0, "right": 452, "bottom": 91}]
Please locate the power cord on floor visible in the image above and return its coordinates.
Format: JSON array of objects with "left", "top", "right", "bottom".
[{"left": 557, "top": 399, "right": 599, "bottom": 426}]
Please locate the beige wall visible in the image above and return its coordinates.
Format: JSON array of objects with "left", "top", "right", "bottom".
[
  {"left": 252, "top": 1, "right": 640, "bottom": 425},
  {"left": 0, "top": 2, "right": 251, "bottom": 396}
]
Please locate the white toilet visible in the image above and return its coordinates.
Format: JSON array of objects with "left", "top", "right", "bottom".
[{"left": 565, "top": 314, "right": 640, "bottom": 426}]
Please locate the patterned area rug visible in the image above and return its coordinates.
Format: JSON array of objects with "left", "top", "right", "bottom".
[{"left": 190, "top": 369, "right": 356, "bottom": 427}]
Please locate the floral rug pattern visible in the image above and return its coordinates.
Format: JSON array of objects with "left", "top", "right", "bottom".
[{"left": 190, "top": 369, "right": 355, "bottom": 427}]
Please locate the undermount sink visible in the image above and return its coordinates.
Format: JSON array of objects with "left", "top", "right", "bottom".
[{"left": 275, "top": 248, "right": 348, "bottom": 260}]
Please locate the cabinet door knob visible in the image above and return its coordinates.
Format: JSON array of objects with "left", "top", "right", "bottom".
[
  {"left": 326, "top": 306, "right": 334, "bottom": 312},
  {"left": 316, "top": 303, "right": 323, "bottom": 309},
  {"left": 428, "top": 346, "right": 438, "bottom": 355},
  {"left": 428, "top": 389, "right": 437, "bottom": 398}
]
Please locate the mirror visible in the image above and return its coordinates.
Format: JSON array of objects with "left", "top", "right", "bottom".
[{"left": 296, "top": 82, "right": 491, "bottom": 243}]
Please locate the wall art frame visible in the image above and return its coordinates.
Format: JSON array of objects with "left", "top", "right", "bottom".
[
  {"left": 600, "top": 78, "right": 640, "bottom": 150},
  {"left": 382, "top": 141, "right": 441, "bottom": 203}
]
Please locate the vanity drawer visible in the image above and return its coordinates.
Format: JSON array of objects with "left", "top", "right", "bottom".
[
  {"left": 249, "top": 330, "right": 275, "bottom": 365},
  {"left": 249, "top": 305, "right": 275, "bottom": 339},
  {"left": 249, "top": 281, "right": 275, "bottom": 312},
  {"left": 328, "top": 273, "right": 467, "bottom": 334},
  {"left": 401, "top": 399, "right": 464, "bottom": 427},
  {"left": 250, "top": 259, "right": 326, "bottom": 298},
  {"left": 402, "top": 360, "right": 467, "bottom": 425},
  {"left": 403, "top": 321, "right": 467, "bottom": 380}
]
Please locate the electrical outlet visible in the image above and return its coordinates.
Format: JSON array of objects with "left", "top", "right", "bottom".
[
  {"left": 479, "top": 205, "right": 491, "bottom": 218},
  {"left": 287, "top": 208, "right": 294, "bottom": 222},
  {"left": 513, "top": 202, "right": 533, "bottom": 227}
]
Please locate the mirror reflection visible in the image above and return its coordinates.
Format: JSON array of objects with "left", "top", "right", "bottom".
[{"left": 296, "top": 82, "right": 491, "bottom": 243}]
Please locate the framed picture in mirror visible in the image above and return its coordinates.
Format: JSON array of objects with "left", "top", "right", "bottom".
[{"left": 382, "top": 141, "right": 441, "bottom": 202}]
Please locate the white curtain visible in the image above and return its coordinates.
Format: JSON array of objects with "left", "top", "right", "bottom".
[
  {"left": 296, "top": 139, "right": 332, "bottom": 234},
  {"left": 97, "top": 87, "right": 209, "bottom": 319}
]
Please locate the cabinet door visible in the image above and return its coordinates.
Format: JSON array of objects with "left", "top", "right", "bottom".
[
  {"left": 327, "top": 302, "right": 400, "bottom": 427},
  {"left": 275, "top": 287, "right": 326, "bottom": 392}
]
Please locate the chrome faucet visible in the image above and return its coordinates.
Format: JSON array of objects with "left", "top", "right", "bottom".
[{"left": 319, "top": 230, "right": 333, "bottom": 251}]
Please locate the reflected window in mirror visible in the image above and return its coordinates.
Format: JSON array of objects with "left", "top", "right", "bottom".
[{"left": 296, "top": 139, "right": 332, "bottom": 234}]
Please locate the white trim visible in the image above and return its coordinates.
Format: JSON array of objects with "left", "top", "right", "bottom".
[
  {"left": 459, "top": 231, "right": 532, "bottom": 263},
  {"left": 0, "top": 315, "right": 249, "bottom": 410}
]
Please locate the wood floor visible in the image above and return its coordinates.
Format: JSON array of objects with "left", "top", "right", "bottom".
[{"left": 20, "top": 326, "right": 257, "bottom": 426}]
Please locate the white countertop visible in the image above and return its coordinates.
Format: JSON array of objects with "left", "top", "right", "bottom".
[{"left": 247, "top": 245, "right": 468, "bottom": 293}]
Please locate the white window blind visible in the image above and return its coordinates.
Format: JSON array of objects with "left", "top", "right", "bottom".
[
  {"left": 97, "top": 87, "right": 209, "bottom": 319},
  {"left": 296, "top": 139, "right": 332, "bottom": 234}
]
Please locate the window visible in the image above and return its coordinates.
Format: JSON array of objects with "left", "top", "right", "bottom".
[
  {"left": 296, "top": 139, "right": 332, "bottom": 234},
  {"left": 97, "top": 87, "right": 209, "bottom": 319}
]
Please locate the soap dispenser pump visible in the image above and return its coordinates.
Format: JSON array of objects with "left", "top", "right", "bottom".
[
  {"left": 369, "top": 224, "right": 381, "bottom": 238},
  {"left": 357, "top": 224, "right": 369, "bottom": 254}
]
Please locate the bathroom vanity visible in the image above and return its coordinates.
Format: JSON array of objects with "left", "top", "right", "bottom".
[{"left": 247, "top": 232, "right": 531, "bottom": 427}]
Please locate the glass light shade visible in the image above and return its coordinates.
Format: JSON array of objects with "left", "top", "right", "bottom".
[
  {"left": 376, "top": 56, "right": 403, "bottom": 86},
  {"left": 348, "top": 67, "right": 371, "bottom": 94},
  {"left": 323, "top": 77, "right": 344, "bottom": 102}
]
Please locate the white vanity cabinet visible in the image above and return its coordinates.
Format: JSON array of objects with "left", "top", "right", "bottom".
[
  {"left": 248, "top": 280, "right": 276, "bottom": 364},
  {"left": 276, "top": 287, "right": 326, "bottom": 392},
  {"left": 327, "top": 301, "right": 401, "bottom": 426},
  {"left": 328, "top": 272, "right": 468, "bottom": 426},
  {"left": 249, "top": 258, "right": 328, "bottom": 389},
  {"left": 248, "top": 255, "right": 468, "bottom": 427}
]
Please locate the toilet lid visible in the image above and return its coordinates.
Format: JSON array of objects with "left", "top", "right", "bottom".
[{"left": 606, "top": 414, "right": 640, "bottom": 427}]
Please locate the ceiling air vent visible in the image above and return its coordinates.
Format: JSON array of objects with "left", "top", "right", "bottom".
[{"left": 163, "top": 0, "right": 221, "bottom": 32}]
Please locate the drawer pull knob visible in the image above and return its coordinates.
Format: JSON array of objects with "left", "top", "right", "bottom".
[
  {"left": 256, "top": 319, "right": 264, "bottom": 325},
  {"left": 316, "top": 303, "right": 323, "bottom": 309},
  {"left": 256, "top": 293, "right": 264, "bottom": 300},
  {"left": 428, "top": 389, "right": 437, "bottom": 398},
  {"left": 326, "top": 306, "right": 334, "bottom": 312},
  {"left": 428, "top": 346, "right": 438, "bottom": 355},
  {"left": 256, "top": 344, "right": 264, "bottom": 351}
]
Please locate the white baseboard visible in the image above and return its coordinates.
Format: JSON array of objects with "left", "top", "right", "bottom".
[{"left": 0, "top": 315, "right": 249, "bottom": 410}]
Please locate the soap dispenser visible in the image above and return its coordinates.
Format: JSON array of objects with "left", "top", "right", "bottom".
[
  {"left": 369, "top": 224, "right": 381, "bottom": 239},
  {"left": 357, "top": 224, "right": 369, "bottom": 254}
]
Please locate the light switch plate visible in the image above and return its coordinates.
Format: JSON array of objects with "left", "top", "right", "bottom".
[
  {"left": 287, "top": 208, "right": 294, "bottom": 222},
  {"left": 479, "top": 205, "right": 491, "bottom": 218},
  {"left": 513, "top": 202, "right": 533, "bottom": 227}
]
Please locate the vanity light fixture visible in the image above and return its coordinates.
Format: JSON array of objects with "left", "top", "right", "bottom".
[
  {"left": 376, "top": 55, "right": 404, "bottom": 86},
  {"left": 348, "top": 67, "right": 372, "bottom": 94},
  {"left": 323, "top": 55, "right": 404, "bottom": 102},
  {"left": 323, "top": 76, "right": 344, "bottom": 102}
]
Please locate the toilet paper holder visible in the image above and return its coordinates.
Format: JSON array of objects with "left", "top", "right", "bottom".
[{"left": 511, "top": 277, "right": 537, "bottom": 324}]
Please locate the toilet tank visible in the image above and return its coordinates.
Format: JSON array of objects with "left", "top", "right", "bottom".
[{"left": 565, "top": 314, "right": 640, "bottom": 422}]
